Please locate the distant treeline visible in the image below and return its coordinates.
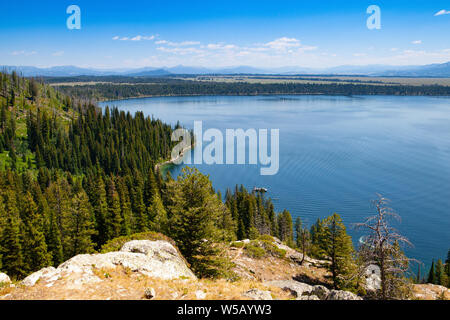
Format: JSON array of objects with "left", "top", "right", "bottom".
[{"left": 54, "top": 80, "right": 450, "bottom": 101}]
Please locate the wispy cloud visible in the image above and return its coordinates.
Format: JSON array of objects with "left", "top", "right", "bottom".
[
  {"left": 156, "top": 47, "right": 204, "bottom": 55},
  {"left": 52, "top": 51, "right": 64, "bottom": 57},
  {"left": 434, "top": 9, "right": 450, "bottom": 16},
  {"left": 412, "top": 40, "right": 422, "bottom": 45},
  {"left": 113, "top": 35, "right": 155, "bottom": 41},
  {"left": 264, "top": 37, "right": 301, "bottom": 51},
  {"left": 11, "top": 50, "right": 37, "bottom": 56},
  {"left": 155, "top": 40, "right": 200, "bottom": 46},
  {"left": 204, "top": 43, "right": 237, "bottom": 50}
]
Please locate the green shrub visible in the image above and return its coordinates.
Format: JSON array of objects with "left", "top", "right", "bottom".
[
  {"left": 230, "top": 241, "right": 245, "bottom": 248},
  {"left": 244, "top": 244, "right": 266, "bottom": 259},
  {"left": 257, "top": 234, "right": 274, "bottom": 242},
  {"left": 260, "top": 240, "right": 287, "bottom": 258}
]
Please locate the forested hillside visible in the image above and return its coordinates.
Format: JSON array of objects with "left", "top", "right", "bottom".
[{"left": 0, "top": 72, "right": 296, "bottom": 280}]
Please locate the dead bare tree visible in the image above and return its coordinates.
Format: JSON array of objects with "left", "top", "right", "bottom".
[{"left": 354, "top": 194, "right": 416, "bottom": 300}]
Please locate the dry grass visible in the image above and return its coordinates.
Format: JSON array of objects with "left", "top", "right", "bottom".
[
  {"left": 0, "top": 266, "right": 293, "bottom": 300},
  {"left": 226, "top": 246, "right": 330, "bottom": 286}
]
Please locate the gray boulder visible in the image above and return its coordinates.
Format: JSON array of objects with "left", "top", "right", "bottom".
[
  {"left": 22, "top": 240, "right": 196, "bottom": 288},
  {"left": 264, "top": 280, "right": 313, "bottom": 297},
  {"left": 243, "top": 289, "right": 273, "bottom": 300},
  {"left": 327, "top": 290, "right": 363, "bottom": 300},
  {"left": 297, "top": 295, "right": 320, "bottom": 300},
  {"left": 311, "top": 285, "right": 330, "bottom": 300},
  {"left": 0, "top": 272, "right": 11, "bottom": 285}
]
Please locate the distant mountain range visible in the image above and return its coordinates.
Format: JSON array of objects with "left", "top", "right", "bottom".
[{"left": 2, "top": 62, "right": 450, "bottom": 77}]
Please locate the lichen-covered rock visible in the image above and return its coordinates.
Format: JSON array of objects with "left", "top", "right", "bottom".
[
  {"left": 243, "top": 289, "right": 273, "bottom": 300},
  {"left": 195, "top": 290, "right": 206, "bottom": 300},
  {"left": 327, "top": 290, "right": 362, "bottom": 300},
  {"left": 22, "top": 267, "right": 57, "bottom": 287},
  {"left": 0, "top": 273, "right": 11, "bottom": 284},
  {"left": 311, "top": 285, "right": 330, "bottom": 300},
  {"left": 297, "top": 295, "right": 320, "bottom": 300},
  {"left": 21, "top": 240, "right": 196, "bottom": 288},
  {"left": 365, "top": 264, "right": 381, "bottom": 291},
  {"left": 265, "top": 280, "right": 313, "bottom": 297}
]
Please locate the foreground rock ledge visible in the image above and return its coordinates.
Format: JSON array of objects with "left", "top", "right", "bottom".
[
  {"left": 264, "top": 280, "right": 363, "bottom": 300},
  {"left": 21, "top": 240, "right": 196, "bottom": 288}
]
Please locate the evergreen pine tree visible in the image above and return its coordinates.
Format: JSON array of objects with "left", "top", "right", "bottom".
[
  {"left": 148, "top": 191, "right": 168, "bottom": 233},
  {"left": 167, "top": 167, "right": 226, "bottom": 276},
  {"left": 428, "top": 260, "right": 436, "bottom": 284},
  {"left": 20, "top": 192, "right": 52, "bottom": 273},
  {"left": 65, "top": 190, "right": 96, "bottom": 257},
  {"left": 0, "top": 213, "right": 24, "bottom": 278},
  {"left": 0, "top": 194, "right": 24, "bottom": 278},
  {"left": 435, "top": 259, "right": 444, "bottom": 285},
  {"left": 92, "top": 173, "right": 108, "bottom": 246},
  {"left": 106, "top": 178, "right": 122, "bottom": 240},
  {"left": 320, "top": 213, "right": 355, "bottom": 290},
  {"left": 46, "top": 210, "right": 64, "bottom": 267}
]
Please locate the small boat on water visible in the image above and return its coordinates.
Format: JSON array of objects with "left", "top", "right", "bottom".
[{"left": 253, "top": 187, "right": 268, "bottom": 193}]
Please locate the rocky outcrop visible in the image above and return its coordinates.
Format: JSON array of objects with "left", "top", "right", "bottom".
[
  {"left": 310, "top": 285, "right": 329, "bottom": 300},
  {"left": 0, "top": 273, "right": 11, "bottom": 284},
  {"left": 413, "top": 284, "right": 450, "bottom": 300},
  {"left": 297, "top": 295, "right": 320, "bottom": 300},
  {"left": 21, "top": 240, "right": 196, "bottom": 288},
  {"left": 243, "top": 289, "right": 273, "bottom": 300},
  {"left": 195, "top": 290, "right": 206, "bottom": 300},
  {"left": 364, "top": 264, "right": 381, "bottom": 292},
  {"left": 264, "top": 280, "right": 313, "bottom": 297},
  {"left": 327, "top": 290, "right": 362, "bottom": 300},
  {"left": 265, "top": 280, "right": 362, "bottom": 300}
]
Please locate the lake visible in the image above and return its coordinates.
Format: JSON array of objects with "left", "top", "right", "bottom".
[{"left": 100, "top": 95, "right": 450, "bottom": 269}]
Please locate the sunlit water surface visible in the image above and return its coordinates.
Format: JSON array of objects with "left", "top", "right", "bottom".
[{"left": 100, "top": 95, "right": 450, "bottom": 268}]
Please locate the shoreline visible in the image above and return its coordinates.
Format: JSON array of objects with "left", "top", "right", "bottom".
[
  {"left": 155, "top": 143, "right": 194, "bottom": 174},
  {"left": 95, "top": 92, "right": 450, "bottom": 104}
]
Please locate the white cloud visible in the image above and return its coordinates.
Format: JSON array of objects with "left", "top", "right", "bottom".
[
  {"left": 113, "top": 35, "right": 155, "bottom": 41},
  {"left": 156, "top": 40, "right": 200, "bottom": 46},
  {"left": 52, "top": 51, "right": 64, "bottom": 57},
  {"left": 412, "top": 40, "right": 422, "bottom": 45},
  {"left": 353, "top": 53, "right": 367, "bottom": 57},
  {"left": 205, "top": 43, "right": 237, "bottom": 50},
  {"left": 434, "top": 9, "right": 450, "bottom": 16},
  {"left": 150, "top": 36, "right": 320, "bottom": 68},
  {"left": 11, "top": 50, "right": 37, "bottom": 56},
  {"left": 157, "top": 47, "right": 204, "bottom": 55},
  {"left": 265, "top": 37, "right": 302, "bottom": 51}
]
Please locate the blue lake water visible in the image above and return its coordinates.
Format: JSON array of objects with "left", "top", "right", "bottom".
[{"left": 100, "top": 95, "right": 450, "bottom": 268}]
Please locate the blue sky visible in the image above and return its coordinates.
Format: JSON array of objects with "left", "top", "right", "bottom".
[{"left": 0, "top": 0, "right": 449, "bottom": 69}]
